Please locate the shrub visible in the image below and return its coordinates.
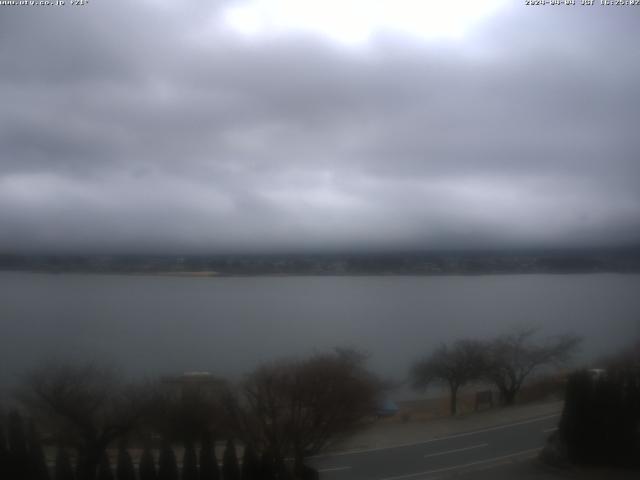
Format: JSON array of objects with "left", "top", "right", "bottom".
[
  {"left": 157, "top": 441, "right": 178, "bottom": 480},
  {"left": 559, "top": 369, "right": 640, "bottom": 467},
  {"left": 222, "top": 440, "right": 240, "bottom": 480},
  {"left": 240, "top": 443, "right": 260, "bottom": 480},
  {"left": 198, "top": 433, "right": 219, "bottom": 480},
  {"left": 8, "top": 410, "right": 29, "bottom": 480},
  {"left": 182, "top": 441, "right": 198, "bottom": 480},
  {"left": 115, "top": 444, "right": 135, "bottom": 480},
  {"left": 27, "top": 420, "right": 50, "bottom": 480},
  {"left": 97, "top": 451, "right": 114, "bottom": 480},
  {"left": 138, "top": 445, "right": 156, "bottom": 480},
  {"left": 54, "top": 447, "right": 75, "bottom": 480}
]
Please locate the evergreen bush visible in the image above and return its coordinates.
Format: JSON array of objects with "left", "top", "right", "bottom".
[
  {"left": 198, "top": 433, "right": 219, "bottom": 480},
  {"left": 182, "top": 441, "right": 198, "bottom": 480},
  {"left": 138, "top": 445, "right": 156, "bottom": 480},
  {"left": 54, "top": 447, "right": 75, "bottom": 480},
  {"left": 157, "top": 441, "right": 178, "bottom": 480},
  {"left": 222, "top": 440, "right": 240, "bottom": 480},
  {"left": 115, "top": 443, "right": 135, "bottom": 480}
]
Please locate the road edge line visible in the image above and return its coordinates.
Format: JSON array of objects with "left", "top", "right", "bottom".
[
  {"left": 378, "top": 447, "right": 542, "bottom": 480},
  {"left": 312, "top": 413, "right": 560, "bottom": 458}
]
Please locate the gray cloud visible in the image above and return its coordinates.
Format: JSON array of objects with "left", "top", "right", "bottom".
[{"left": 1, "top": 0, "right": 639, "bottom": 253}]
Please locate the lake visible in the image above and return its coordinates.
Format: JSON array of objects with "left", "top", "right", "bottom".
[{"left": 1, "top": 272, "right": 639, "bottom": 395}]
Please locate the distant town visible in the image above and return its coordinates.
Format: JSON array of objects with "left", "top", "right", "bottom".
[{"left": 1, "top": 247, "right": 639, "bottom": 276}]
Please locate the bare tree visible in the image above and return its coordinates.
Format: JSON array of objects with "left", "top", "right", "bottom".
[
  {"left": 484, "top": 328, "right": 581, "bottom": 405},
  {"left": 147, "top": 376, "right": 226, "bottom": 444},
  {"left": 230, "top": 349, "right": 381, "bottom": 472},
  {"left": 19, "top": 363, "right": 153, "bottom": 480},
  {"left": 411, "top": 340, "right": 486, "bottom": 416}
]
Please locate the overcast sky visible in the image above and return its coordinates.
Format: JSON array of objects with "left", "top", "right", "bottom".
[{"left": 1, "top": 0, "right": 639, "bottom": 254}]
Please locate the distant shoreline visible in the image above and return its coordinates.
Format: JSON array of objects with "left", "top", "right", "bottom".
[
  {"left": 1, "top": 269, "right": 639, "bottom": 278},
  {"left": 1, "top": 249, "right": 639, "bottom": 277}
]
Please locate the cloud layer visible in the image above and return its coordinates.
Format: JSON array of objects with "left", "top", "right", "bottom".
[{"left": 1, "top": 1, "right": 639, "bottom": 253}]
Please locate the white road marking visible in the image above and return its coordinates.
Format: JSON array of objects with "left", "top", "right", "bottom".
[
  {"left": 378, "top": 447, "right": 542, "bottom": 480},
  {"left": 423, "top": 443, "right": 488, "bottom": 458},
  {"left": 312, "top": 413, "right": 560, "bottom": 458},
  {"left": 318, "top": 466, "right": 352, "bottom": 473}
]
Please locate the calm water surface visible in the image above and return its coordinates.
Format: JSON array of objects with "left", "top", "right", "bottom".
[{"left": 1, "top": 272, "right": 639, "bottom": 392}]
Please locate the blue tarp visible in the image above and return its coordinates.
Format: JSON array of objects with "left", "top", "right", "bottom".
[{"left": 376, "top": 399, "right": 399, "bottom": 417}]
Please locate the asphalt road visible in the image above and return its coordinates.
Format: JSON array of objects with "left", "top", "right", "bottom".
[{"left": 310, "top": 413, "right": 560, "bottom": 480}]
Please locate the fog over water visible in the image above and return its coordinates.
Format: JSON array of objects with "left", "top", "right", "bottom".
[{"left": 2, "top": 272, "right": 639, "bottom": 396}]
